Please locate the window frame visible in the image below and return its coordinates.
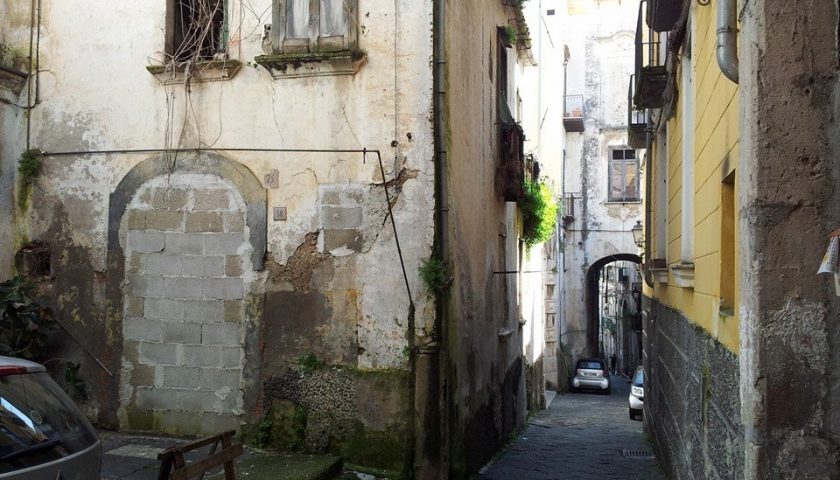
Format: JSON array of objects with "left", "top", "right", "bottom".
[
  {"left": 271, "top": 0, "right": 359, "bottom": 55},
  {"left": 607, "top": 148, "right": 641, "bottom": 203},
  {"left": 165, "top": 0, "right": 229, "bottom": 63}
]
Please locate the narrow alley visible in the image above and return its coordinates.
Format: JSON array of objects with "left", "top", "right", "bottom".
[{"left": 479, "top": 379, "right": 663, "bottom": 480}]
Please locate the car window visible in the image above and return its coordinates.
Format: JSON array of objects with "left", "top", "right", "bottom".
[
  {"left": 633, "top": 368, "right": 644, "bottom": 386},
  {"left": 0, "top": 372, "right": 98, "bottom": 474},
  {"left": 577, "top": 361, "right": 603, "bottom": 370}
]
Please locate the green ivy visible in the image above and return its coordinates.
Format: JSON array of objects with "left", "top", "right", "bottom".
[
  {"left": 519, "top": 179, "right": 558, "bottom": 248},
  {"left": 297, "top": 352, "right": 325, "bottom": 374},
  {"left": 504, "top": 25, "right": 518, "bottom": 45}
]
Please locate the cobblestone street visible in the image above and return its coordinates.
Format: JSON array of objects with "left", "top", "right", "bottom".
[{"left": 478, "top": 376, "right": 664, "bottom": 480}]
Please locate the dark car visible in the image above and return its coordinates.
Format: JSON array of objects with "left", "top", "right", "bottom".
[
  {"left": 0, "top": 357, "right": 100, "bottom": 479},
  {"left": 571, "top": 358, "right": 611, "bottom": 394}
]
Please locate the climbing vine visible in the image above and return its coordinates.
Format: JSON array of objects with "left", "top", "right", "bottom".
[{"left": 17, "top": 149, "right": 42, "bottom": 210}]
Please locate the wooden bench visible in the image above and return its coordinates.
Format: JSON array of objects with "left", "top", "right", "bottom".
[{"left": 157, "top": 430, "right": 243, "bottom": 480}]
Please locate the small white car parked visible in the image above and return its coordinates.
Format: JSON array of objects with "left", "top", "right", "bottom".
[{"left": 629, "top": 365, "right": 644, "bottom": 420}]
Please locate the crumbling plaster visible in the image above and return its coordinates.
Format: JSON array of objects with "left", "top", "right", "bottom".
[{"left": 3, "top": 0, "right": 436, "bottom": 438}]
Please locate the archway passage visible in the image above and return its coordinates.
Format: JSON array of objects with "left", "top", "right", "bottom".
[{"left": 584, "top": 254, "right": 641, "bottom": 368}]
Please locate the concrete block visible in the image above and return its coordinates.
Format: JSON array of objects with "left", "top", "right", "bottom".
[
  {"left": 320, "top": 187, "right": 342, "bottom": 205},
  {"left": 321, "top": 206, "right": 362, "bottom": 229},
  {"left": 162, "top": 321, "right": 202, "bottom": 344},
  {"left": 204, "top": 234, "right": 244, "bottom": 255},
  {"left": 127, "top": 209, "right": 147, "bottom": 230},
  {"left": 223, "top": 300, "right": 243, "bottom": 323},
  {"left": 203, "top": 278, "right": 243, "bottom": 300},
  {"left": 145, "top": 210, "right": 184, "bottom": 232},
  {"left": 130, "top": 364, "right": 156, "bottom": 387},
  {"left": 202, "top": 323, "right": 241, "bottom": 346},
  {"left": 163, "top": 366, "right": 201, "bottom": 388},
  {"left": 199, "top": 368, "right": 241, "bottom": 391},
  {"left": 123, "top": 318, "right": 162, "bottom": 342},
  {"left": 194, "top": 189, "right": 231, "bottom": 211},
  {"left": 324, "top": 229, "right": 364, "bottom": 253},
  {"left": 151, "top": 188, "right": 188, "bottom": 210},
  {"left": 182, "top": 256, "right": 225, "bottom": 277},
  {"left": 139, "top": 342, "right": 177, "bottom": 366},
  {"left": 164, "top": 233, "right": 205, "bottom": 255},
  {"left": 177, "top": 390, "right": 213, "bottom": 413},
  {"left": 180, "top": 345, "right": 220, "bottom": 367},
  {"left": 222, "top": 213, "right": 245, "bottom": 232},
  {"left": 143, "top": 254, "right": 184, "bottom": 276},
  {"left": 127, "top": 255, "right": 142, "bottom": 274},
  {"left": 124, "top": 296, "right": 144, "bottom": 317},
  {"left": 144, "top": 298, "right": 185, "bottom": 321},
  {"left": 340, "top": 187, "right": 364, "bottom": 204},
  {"left": 128, "top": 274, "right": 164, "bottom": 298},
  {"left": 186, "top": 212, "right": 224, "bottom": 233},
  {"left": 224, "top": 256, "right": 243, "bottom": 277},
  {"left": 219, "top": 347, "right": 241, "bottom": 367},
  {"left": 123, "top": 341, "right": 140, "bottom": 362},
  {"left": 183, "top": 300, "right": 224, "bottom": 323},
  {"left": 128, "top": 231, "right": 165, "bottom": 253},
  {"left": 135, "top": 387, "right": 178, "bottom": 410},
  {"left": 163, "top": 277, "right": 204, "bottom": 299}
]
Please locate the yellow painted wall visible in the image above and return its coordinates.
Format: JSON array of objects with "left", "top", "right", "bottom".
[{"left": 644, "top": 0, "right": 740, "bottom": 353}]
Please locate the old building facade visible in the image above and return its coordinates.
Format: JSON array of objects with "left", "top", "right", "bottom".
[
  {"left": 636, "top": 0, "right": 840, "bottom": 478},
  {"left": 0, "top": 0, "right": 554, "bottom": 478},
  {"left": 561, "top": 0, "right": 644, "bottom": 367}
]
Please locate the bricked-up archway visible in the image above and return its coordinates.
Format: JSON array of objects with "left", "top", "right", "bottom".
[
  {"left": 108, "top": 154, "right": 266, "bottom": 435},
  {"left": 584, "top": 254, "right": 641, "bottom": 357}
]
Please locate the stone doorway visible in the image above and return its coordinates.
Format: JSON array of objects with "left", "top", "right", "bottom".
[{"left": 118, "top": 173, "right": 250, "bottom": 435}]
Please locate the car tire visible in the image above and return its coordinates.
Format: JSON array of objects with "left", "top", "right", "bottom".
[
  {"left": 604, "top": 386, "right": 611, "bottom": 395},
  {"left": 629, "top": 408, "right": 635, "bottom": 420}
]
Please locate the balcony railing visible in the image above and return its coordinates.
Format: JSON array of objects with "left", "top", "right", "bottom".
[
  {"left": 628, "top": 75, "right": 650, "bottom": 149},
  {"left": 563, "top": 94, "right": 584, "bottom": 132},
  {"left": 633, "top": 0, "right": 667, "bottom": 109}
]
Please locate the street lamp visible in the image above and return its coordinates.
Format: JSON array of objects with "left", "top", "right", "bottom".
[{"left": 631, "top": 220, "right": 644, "bottom": 248}]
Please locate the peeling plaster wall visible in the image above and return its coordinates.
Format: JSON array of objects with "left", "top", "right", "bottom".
[
  {"left": 562, "top": 0, "right": 642, "bottom": 360},
  {"left": 6, "top": 0, "right": 435, "bottom": 464}
]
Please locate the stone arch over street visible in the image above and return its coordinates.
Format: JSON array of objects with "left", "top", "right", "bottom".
[{"left": 584, "top": 253, "right": 641, "bottom": 357}]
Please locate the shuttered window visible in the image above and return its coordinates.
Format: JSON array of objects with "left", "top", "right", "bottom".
[
  {"left": 608, "top": 149, "right": 640, "bottom": 202},
  {"left": 272, "top": 0, "right": 358, "bottom": 54}
]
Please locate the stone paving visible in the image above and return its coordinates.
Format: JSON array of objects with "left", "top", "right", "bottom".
[{"left": 478, "top": 376, "right": 665, "bottom": 480}]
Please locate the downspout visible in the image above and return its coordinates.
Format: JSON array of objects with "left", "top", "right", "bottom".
[
  {"left": 430, "top": 0, "right": 449, "bottom": 477},
  {"left": 643, "top": 133, "right": 654, "bottom": 287},
  {"left": 716, "top": 0, "right": 739, "bottom": 83}
]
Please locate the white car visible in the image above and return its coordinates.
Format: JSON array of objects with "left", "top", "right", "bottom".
[
  {"left": 629, "top": 365, "right": 644, "bottom": 420},
  {"left": 571, "top": 358, "right": 611, "bottom": 394}
]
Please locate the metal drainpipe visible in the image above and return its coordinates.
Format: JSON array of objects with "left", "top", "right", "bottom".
[
  {"left": 716, "top": 0, "right": 739, "bottom": 83},
  {"left": 432, "top": 0, "right": 449, "bottom": 476}
]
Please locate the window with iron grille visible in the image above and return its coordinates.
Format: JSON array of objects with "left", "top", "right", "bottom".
[
  {"left": 608, "top": 148, "right": 640, "bottom": 202},
  {"left": 167, "top": 0, "right": 227, "bottom": 63},
  {"left": 272, "top": 0, "right": 359, "bottom": 54}
]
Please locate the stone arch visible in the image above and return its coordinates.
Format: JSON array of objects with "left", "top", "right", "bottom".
[
  {"left": 584, "top": 253, "right": 641, "bottom": 357},
  {"left": 108, "top": 152, "right": 266, "bottom": 269}
]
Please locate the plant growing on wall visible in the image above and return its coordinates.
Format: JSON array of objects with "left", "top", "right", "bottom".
[
  {"left": 420, "top": 257, "right": 450, "bottom": 295},
  {"left": 17, "top": 149, "right": 42, "bottom": 209},
  {"left": 519, "top": 179, "right": 558, "bottom": 248},
  {"left": 504, "top": 25, "right": 518, "bottom": 46},
  {"left": 0, "top": 276, "right": 55, "bottom": 360}
]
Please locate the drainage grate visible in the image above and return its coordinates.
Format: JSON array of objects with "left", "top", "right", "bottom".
[{"left": 622, "top": 449, "right": 656, "bottom": 459}]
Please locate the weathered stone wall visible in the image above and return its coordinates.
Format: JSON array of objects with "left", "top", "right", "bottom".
[
  {"left": 1, "top": 0, "right": 435, "bottom": 473},
  {"left": 644, "top": 297, "right": 743, "bottom": 479},
  {"left": 739, "top": 0, "right": 840, "bottom": 477}
]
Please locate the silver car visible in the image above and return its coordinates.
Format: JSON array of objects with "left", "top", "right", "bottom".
[
  {"left": 0, "top": 357, "right": 100, "bottom": 479},
  {"left": 571, "top": 358, "right": 611, "bottom": 394}
]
